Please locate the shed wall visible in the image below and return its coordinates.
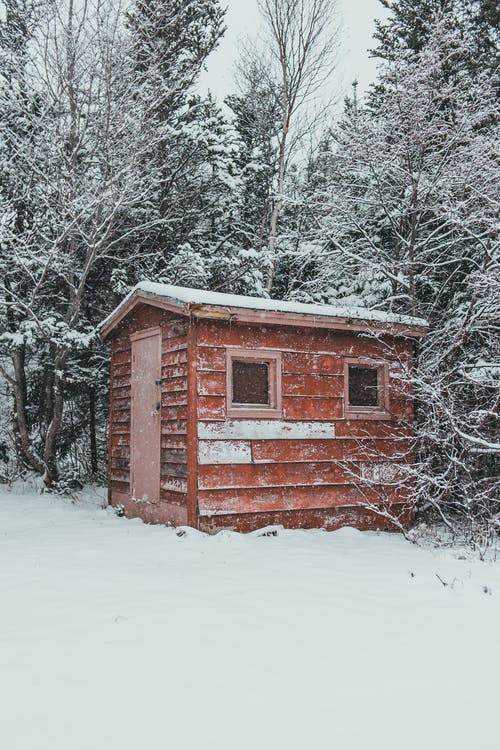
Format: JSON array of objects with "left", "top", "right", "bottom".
[
  {"left": 195, "top": 319, "right": 415, "bottom": 532},
  {"left": 109, "top": 304, "right": 189, "bottom": 525}
]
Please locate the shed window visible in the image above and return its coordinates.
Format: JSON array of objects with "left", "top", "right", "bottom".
[
  {"left": 226, "top": 349, "right": 282, "bottom": 418},
  {"left": 232, "top": 360, "right": 270, "bottom": 405},
  {"left": 344, "top": 358, "right": 390, "bottom": 419},
  {"left": 348, "top": 366, "right": 379, "bottom": 407}
]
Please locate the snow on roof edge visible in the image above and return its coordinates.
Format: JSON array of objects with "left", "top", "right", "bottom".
[{"left": 100, "top": 281, "right": 428, "bottom": 333}]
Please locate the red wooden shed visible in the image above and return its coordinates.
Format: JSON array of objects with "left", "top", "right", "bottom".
[{"left": 100, "top": 283, "right": 428, "bottom": 532}]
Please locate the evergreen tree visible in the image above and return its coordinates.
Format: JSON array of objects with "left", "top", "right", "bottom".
[
  {"left": 373, "top": 0, "right": 499, "bottom": 71},
  {"left": 301, "top": 12, "right": 499, "bottom": 540},
  {"left": 226, "top": 56, "right": 281, "bottom": 265}
]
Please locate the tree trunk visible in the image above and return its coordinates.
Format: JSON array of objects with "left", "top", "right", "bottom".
[
  {"left": 407, "top": 182, "right": 419, "bottom": 316},
  {"left": 11, "top": 348, "right": 45, "bottom": 475},
  {"left": 42, "top": 350, "right": 66, "bottom": 487},
  {"left": 89, "top": 386, "right": 98, "bottom": 477},
  {"left": 265, "top": 111, "right": 289, "bottom": 293}
]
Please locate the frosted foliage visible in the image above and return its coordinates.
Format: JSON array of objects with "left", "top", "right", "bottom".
[
  {"left": 110, "top": 268, "right": 129, "bottom": 295},
  {"left": 293, "top": 13, "right": 499, "bottom": 539},
  {"left": 160, "top": 243, "right": 210, "bottom": 288},
  {"left": 0, "top": 0, "right": 228, "bottom": 486}
]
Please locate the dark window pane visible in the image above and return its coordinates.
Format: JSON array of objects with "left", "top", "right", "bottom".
[
  {"left": 348, "top": 366, "right": 379, "bottom": 407},
  {"left": 232, "top": 360, "right": 270, "bottom": 405}
]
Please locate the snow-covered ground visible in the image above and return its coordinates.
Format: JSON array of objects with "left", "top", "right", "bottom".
[{"left": 1, "top": 486, "right": 498, "bottom": 750}]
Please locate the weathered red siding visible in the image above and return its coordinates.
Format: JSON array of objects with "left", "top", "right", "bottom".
[
  {"left": 107, "top": 306, "right": 417, "bottom": 533},
  {"left": 108, "top": 304, "right": 189, "bottom": 525},
  {"left": 195, "top": 318, "right": 414, "bottom": 531}
]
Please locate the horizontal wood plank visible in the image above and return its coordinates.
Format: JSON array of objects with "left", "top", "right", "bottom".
[
  {"left": 112, "top": 363, "right": 132, "bottom": 379},
  {"left": 160, "top": 489, "right": 188, "bottom": 506},
  {"left": 198, "top": 440, "right": 252, "bottom": 465},
  {"left": 161, "top": 448, "right": 187, "bottom": 464},
  {"left": 112, "top": 337, "right": 131, "bottom": 354},
  {"left": 161, "top": 477, "right": 187, "bottom": 493},
  {"left": 196, "top": 321, "right": 411, "bottom": 360},
  {"left": 111, "top": 412, "right": 130, "bottom": 425},
  {"left": 251, "top": 438, "right": 411, "bottom": 463},
  {"left": 111, "top": 457, "right": 129, "bottom": 471},
  {"left": 111, "top": 433, "right": 130, "bottom": 446},
  {"left": 111, "top": 385, "right": 130, "bottom": 401},
  {"left": 161, "top": 363, "right": 188, "bottom": 380},
  {"left": 282, "top": 373, "right": 342, "bottom": 397},
  {"left": 162, "top": 404, "right": 188, "bottom": 421},
  {"left": 197, "top": 347, "right": 226, "bottom": 371},
  {"left": 197, "top": 395, "right": 226, "bottom": 420},
  {"left": 335, "top": 420, "right": 412, "bottom": 438},
  {"left": 162, "top": 322, "right": 188, "bottom": 340},
  {"left": 111, "top": 480, "right": 129, "bottom": 495},
  {"left": 198, "top": 484, "right": 408, "bottom": 515},
  {"left": 162, "top": 349, "right": 187, "bottom": 367},
  {"left": 359, "top": 461, "right": 409, "bottom": 483},
  {"left": 161, "top": 420, "right": 187, "bottom": 435},
  {"left": 112, "top": 397, "right": 130, "bottom": 412},
  {"left": 198, "top": 504, "right": 413, "bottom": 531},
  {"left": 111, "top": 445, "right": 130, "bottom": 459},
  {"left": 161, "top": 391, "right": 188, "bottom": 407},
  {"left": 161, "top": 436, "right": 187, "bottom": 450},
  {"left": 283, "top": 352, "right": 343, "bottom": 375},
  {"left": 161, "top": 376, "right": 188, "bottom": 393},
  {"left": 197, "top": 370, "right": 226, "bottom": 396},
  {"left": 198, "top": 420, "right": 337, "bottom": 440},
  {"left": 112, "top": 376, "right": 131, "bottom": 389},
  {"left": 113, "top": 350, "right": 132, "bottom": 365},
  {"left": 252, "top": 439, "right": 342, "bottom": 463},
  {"left": 344, "top": 438, "right": 414, "bottom": 461},
  {"left": 282, "top": 397, "right": 343, "bottom": 421},
  {"left": 161, "top": 336, "right": 188, "bottom": 353},
  {"left": 161, "top": 462, "right": 188, "bottom": 479},
  {"left": 112, "top": 424, "right": 131, "bottom": 436},
  {"left": 198, "top": 462, "right": 350, "bottom": 489},
  {"left": 110, "top": 470, "right": 129, "bottom": 483}
]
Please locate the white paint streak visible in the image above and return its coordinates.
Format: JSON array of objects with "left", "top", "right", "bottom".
[
  {"left": 198, "top": 420, "right": 336, "bottom": 440},
  {"left": 198, "top": 440, "right": 252, "bottom": 465}
]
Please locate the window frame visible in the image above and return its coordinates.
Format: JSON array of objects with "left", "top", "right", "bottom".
[
  {"left": 226, "top": 348, "right": 282, "bottom": 418},
  {"left": 344, "top": 357, "right": 390, "bottom": 420}
]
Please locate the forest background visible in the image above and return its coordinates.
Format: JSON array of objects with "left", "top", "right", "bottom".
[{"left": 0, "top": 0, "right": 498, "bottom": 547}]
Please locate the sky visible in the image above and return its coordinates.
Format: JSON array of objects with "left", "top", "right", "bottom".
[{"left": 199, "top": 0, "right": 389, "bottom": 104}]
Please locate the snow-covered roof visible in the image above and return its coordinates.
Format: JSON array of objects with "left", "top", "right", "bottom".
[{"left": 100, "top": 281, "right": 428, "bottom": 337}]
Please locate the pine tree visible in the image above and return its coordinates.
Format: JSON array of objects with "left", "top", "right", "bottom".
[
  {"left": 226, "top": 54, "right": 282, "bottom": 294},
  {"left": 373, "top": 0, "right": 499, "bottom": 71},
  {"left": 301, "top": 12, "right": 499, "bottom": 540},
  {"left": 122, "top": 0, "right": 228, "bottom": 284}
]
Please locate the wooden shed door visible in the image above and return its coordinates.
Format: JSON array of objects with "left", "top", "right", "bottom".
[{"left": 131, "top": 330, "right": 161, "bottom": 503}]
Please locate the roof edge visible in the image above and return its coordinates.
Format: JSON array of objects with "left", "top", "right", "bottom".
[
  {"left": 100, "top": 288, "right": 428, "bottom": 340},
  {"left": 100, "top": 290, "right": 188, "bottom": 338},
  {"left": 188, "top": 304, "right": 427, "bottom": 337}
]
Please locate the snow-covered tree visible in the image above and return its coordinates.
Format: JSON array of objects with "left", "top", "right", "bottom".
[
  {"left": 249, "top": 0, "right": 340, "bottom": 293},
  {"left": 226, "top": 52, "right": 282, "bottom": 286},
  {"left": 127, "top": 0, "right": 225, "bottom": 115},
  {"left": 0, "top": 0, "right": 227, "bottom": 486},
  {"left": 120, "top": 0, "right": 264, "bottom": 295},
  {"left": 298, "top": 13, "right": 499, "bottom": 542},
  {"left": 373, "top": 0, "right": 499, "bottom": 73}
]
